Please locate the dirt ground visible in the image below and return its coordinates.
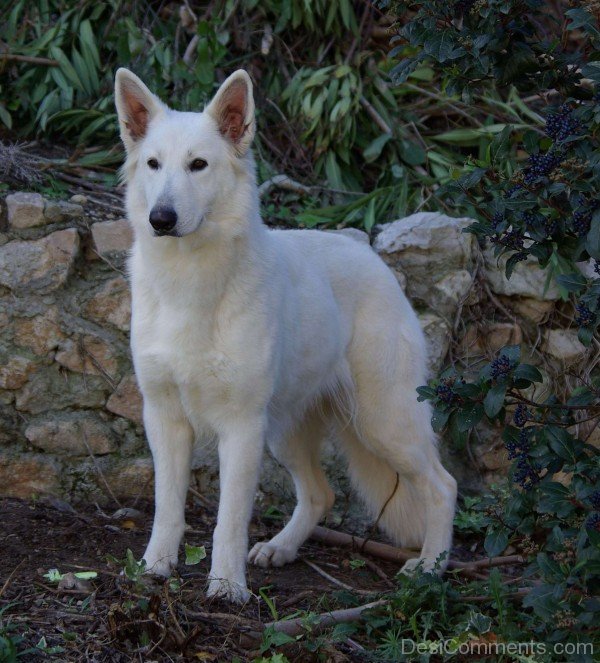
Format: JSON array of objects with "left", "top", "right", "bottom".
[{"left": 0, "top": 495, "right": 426, "bottom": 662}]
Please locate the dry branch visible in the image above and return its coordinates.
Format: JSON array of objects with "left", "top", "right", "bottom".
[
  {"left": 310, "top": 525, "right": 523, "bottom": 576},
  {"left": 266, "top": 599, "right": 388, "bottom": 637}
]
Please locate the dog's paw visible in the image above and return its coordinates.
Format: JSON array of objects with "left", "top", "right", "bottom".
[
  {"left": 206, "top": 576, "right": 251, "bottom": 603},
  {"left": 400, "top": 557, "right": 436, "bottom": 576},
  {"left": 142, "top": 553, "right": 177, "bottom": 578},
  {"left": 248, "top": 541, "right": 297, "bottom": 568}
]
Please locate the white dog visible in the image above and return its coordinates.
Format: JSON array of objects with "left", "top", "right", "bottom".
[{"left": 114, "top": 68, "right": 457, "bottom": 602}]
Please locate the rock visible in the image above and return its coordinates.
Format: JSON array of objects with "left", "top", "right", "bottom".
[
  {"left": 429, "top": 270, "right": 473, "bottom": 319},
  {"left": 374, "top": 213, "right": 476, "bottom": 311},
  {"left": 14, "top": 307, "right": 66, "bottom": 355},
  {"left": 55, "top": 335, "right": 119, "bottom": 378},
  {"left": 0, "top": 229, "right": 80, "bottom": 293},
  {"left": 476, "top": 444, "right": 510, "bottom": 472},
  {"left": 91, "top": 219, "right": 133, "bottom": 256},
  {"left": 84, "top": 277, "right": 131, "bottom": 332},
  {"left": 25, "top": 412, "right": 117, "bottom": 455},
  {"left": 104, "top": 456, "right": 154, "bottom": 498},
  {"left": 483, "top": 247, "right": 560, "bottom": 300},
  {"left": 43, "top": 200, "right": 84, "bottom": 223},
  {"left": 106, "top": 374, "right": 143, "bottom": 424},
  {"left": 0, "top": 451, "right": 62, "bottom": 498},
  {"left": 0, "top": 355, "right": 36, "bottom": 389},
  {"left": 6, "top": 192, "right": 45, "bottom": 228},
  {"left": 542, "top": 329, "right": 586, "bottom": 363},
  {"left": 459, "top": 322, "right": 522, "bottom": 356},
  {"left": 418, "top": 311, "right": 451, "bottom": 373},
  {"left": 510, "top": 297, "right": 554, "bottom": 324},
  {"left": 15, "top": 366, "right": 110, "bottom": 414},
  {"left": 69, "top": 194, "right": 88, "bottom": 205}
]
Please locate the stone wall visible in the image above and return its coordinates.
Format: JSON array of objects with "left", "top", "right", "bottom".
[{"left": 0, "top": 192, "right": 590, "bottom": 506}]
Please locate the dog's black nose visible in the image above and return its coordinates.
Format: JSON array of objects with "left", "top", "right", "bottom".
[{"left": 149, "top": 207, "right": 177, "bottom": 234}]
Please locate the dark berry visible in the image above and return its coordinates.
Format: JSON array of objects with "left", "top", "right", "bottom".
[
  {"left": 575, "top": 303, "right": 595, "bottom": 327},
  {"left": 586, "top": 512, "right": 600, "bottom": 532},
  {"left": 572, "top": 208, "right": 592, "bottom": 236},
  {"left": 594, "top": 260, "right": 600, "bottom": 276},
  {"left": 492, "top": 212, "right": 504, "bottom": 229},
  {"left": 454, "top": 0, "right": 476, "bottom": 14},
  {"left": 514, "top": 404, "right": 529, "bottom": 427},
  {"left": 545, "top": 105, "right": 581, "bottom": 142},
  {"left": 590, "top": 490, "right": 600, "bottom": 511},
  {"left": 505, "top": 184, "right": 522, "bottom": 198},
  {"left": 523, "top": 151, "right": 563, "bottom": 185},
  {"left": 514, "top": 456, "right": 538, "bottom": 490},
  {"left": 506, "top": 427, "right": 530, "bottom": 459},
  {"left": 491, "top": 354, "right": 512, "bottom": 379}
]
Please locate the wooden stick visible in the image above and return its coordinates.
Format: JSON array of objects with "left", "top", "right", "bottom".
[
  {"left": 266, "top": 599, "right": 388, "bottom": 637},
  {"left": 310, "top": 526, "right": 522, "bottom": 574},
  {"left": 0, "top": 53, "right": 59, "bottom": 66}
]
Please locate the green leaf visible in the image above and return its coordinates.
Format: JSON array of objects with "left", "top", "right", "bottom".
[
  {"left": 456, "top": 403, "right": 484, "bottom": 432},
  {"left": 586, "top": 210, "right": 600, "bottom": 259},
  {"left": 484, "top": 529, "right": 508, "bottom": 557},
  {"left": 431, "top": 407, "right": 450, "bottom": 432},
  {"left": 363, "top": 134, "right": 391, "bottom": 163},
  {"left": 555, "top": 272, "right": 588, "bottom": 293},
  {"left": 484, "top": 383, "right": 506, "bottom": 418},
  {"left": 546, "top": 426, "right": 579, "bottom": 463},
  {"left": 538, "top": 483, "right": 575, "bottom": 518},
  {"left": 512, "top": 363, "right": 543, "bottom": 386},
  {"left": 184, "top": 543, "right": 207, "bottom": 565}
]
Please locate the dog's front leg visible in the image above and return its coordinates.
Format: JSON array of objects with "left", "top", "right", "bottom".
[
  {"left": 207, "top": 417, "right": 265, "bottom": 603},
  {"left": 142, "top": 395, "right": 194, "bottom": 577}
]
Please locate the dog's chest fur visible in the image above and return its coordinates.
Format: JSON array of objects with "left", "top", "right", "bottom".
[{"left": 129, "top": 244, "right": 274, "bottom": 429}]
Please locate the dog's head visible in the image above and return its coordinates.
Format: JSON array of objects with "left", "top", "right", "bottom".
[{"left": 114, "top": 68, "right": 255, "bottom": 238}]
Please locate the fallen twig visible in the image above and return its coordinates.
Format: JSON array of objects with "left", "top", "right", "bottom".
[
  {"left": 302, "top": 558, "right": 371, "bottom": 595},
  {"left": 310, "top": 525, "right": 522, "bottom": 577},
  {"left": 0, "top": 53, "right": 59, "bottom": 66},
  {"left": 266, "top": 599, "right": 387, "bottom": 637},
  {"left": 258, "top": 174, "right": 313, "bottom": 198}
]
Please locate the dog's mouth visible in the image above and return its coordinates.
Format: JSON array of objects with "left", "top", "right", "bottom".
[
  {"left": 153, "top": 228, "right": 180, "bottom": 238},
  {"left": 152, "top": 217, "right": 203, "bottom": 238}
]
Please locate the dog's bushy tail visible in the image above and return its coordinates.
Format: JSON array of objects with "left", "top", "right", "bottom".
[{"left": 338, "top": 428, "right": 427, "bottom": 549}]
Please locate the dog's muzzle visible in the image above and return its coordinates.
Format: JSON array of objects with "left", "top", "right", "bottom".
[{"left": 149, "top": 207, "right": 178, "bottom": 236}]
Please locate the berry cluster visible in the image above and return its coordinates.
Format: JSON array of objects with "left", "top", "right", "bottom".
[
  {"left": 544, "top": 218, "right": 558, "bottom": 236},
  {"left": 490, "top": 230, "right": 528, "bottom": 260},
  {"left": 435, "top": 377, "right": 464, "bottom": 405},
  {"left": 490, "top": 354, "right": 512, "bottom": 379},
  {"left": 587, "top": 512, "right": 600, "bottom": 533},
  {"left": 520, "top": 211, "right": 537, "bottom": 229},
  {"left": 513, "top": 403, "right": 529, "bottom": 427},
  {"left": 590, "top": 490, "right": 600, "bottom": 511},
  {"left": 545, "top": 105, "right": 581, "bottom": 142},
  {"left": 572, "top": 208, "right": 592, "bottom": 236},
  {"left": 505, "top": 184, "right": 522, "bottom": 198},
  {"left": 454, "top": 0, "right": 476, "bottom": 14},
  {"left": 523, "top": 151, "right": 563, "bottom": 185},
  {"left": 575, "top": 303, "right": 595, "bottom": 327},
  {"left": 491, "top": 211, "right": 504, "bottom": 229},
  {"left": 594, "top": 260, "right": 600, "bottom": 276},
  {"left": 505, "top": 427, "right": 531, "bottom": 460},
  {"left": 514, "top": 456, "right": 539, "bottom": 490}
]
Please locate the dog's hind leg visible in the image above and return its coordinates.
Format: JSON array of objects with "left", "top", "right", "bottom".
[{"left": 248, "top": 412, "right": 334, "bottom": 568}]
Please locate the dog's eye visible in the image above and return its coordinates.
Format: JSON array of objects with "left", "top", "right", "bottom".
[
  {"left": 147, "top": 158, "right": 160, "bottom": 170},
  {"left": 190, "top": 158, "right": 208, "bottom": 172}
]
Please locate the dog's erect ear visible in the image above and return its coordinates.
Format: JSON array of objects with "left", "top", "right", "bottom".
[
  {"left": 114, "top": 68, "right": 163, "bottom": 150},
  {"left": 206, "top": 70, "right": 255, "bottom": 156}
]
